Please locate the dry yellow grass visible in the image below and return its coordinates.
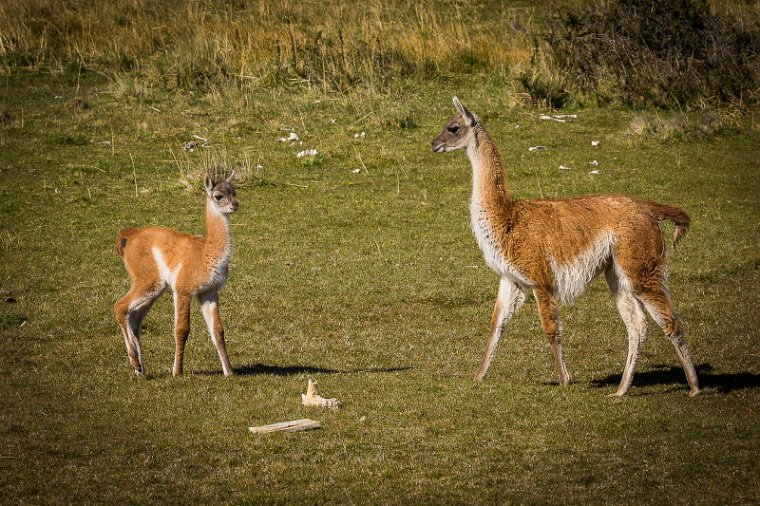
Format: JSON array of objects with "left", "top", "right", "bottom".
[{"left": 0, "top": 0, "right": 537, "bottom": 92}]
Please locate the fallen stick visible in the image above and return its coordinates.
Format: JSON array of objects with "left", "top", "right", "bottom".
[{"left": 248, "top": 419, "right": 321, "bottom": 434}]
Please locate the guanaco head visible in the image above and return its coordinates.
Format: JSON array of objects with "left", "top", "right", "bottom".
[
  {"left": 204, "top": 172, "right": 238, "bottom": 214},
  {"left": 431, "top": 97, "right": 480, "bottom": 153}
]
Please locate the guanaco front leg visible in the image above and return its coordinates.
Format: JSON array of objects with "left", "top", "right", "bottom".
[
  {"left": 534, "top": 288, "right": 571, "bottom": 386},
  {"left": 475, "top": 278, "right": 525, "bottom": 382},
  {"left": 172, "top": 292, "right": 192, "bottom": 376},
  {"left": 198, "top": 291, "right": 234, "bottom": 377}
]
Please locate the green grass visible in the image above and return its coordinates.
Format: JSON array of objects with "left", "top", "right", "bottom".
[{"left": 1, "top": 68, "right": 760, "bottom": 504}]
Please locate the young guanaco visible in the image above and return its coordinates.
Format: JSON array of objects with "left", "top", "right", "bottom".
[{"left": 114, "top": 173, "right": 238, "bottom": 377}]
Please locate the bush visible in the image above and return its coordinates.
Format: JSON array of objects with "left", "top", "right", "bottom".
[{"left": 542, "top": 0, "right": 760, "bottom": 109}]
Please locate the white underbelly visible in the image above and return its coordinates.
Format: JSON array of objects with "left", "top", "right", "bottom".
[{"left": 549, "top": 232, "right": 616, "bottom": 303}]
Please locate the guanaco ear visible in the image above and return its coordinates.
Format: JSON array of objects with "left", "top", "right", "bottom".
[
  {"left": 453, "top": 96, "right": 478, "bottom": 127},
  {"left": 204, "top": 174, "right": 214, "bottom": 193},
  {"left": 225, "top": 171, "right": 235, "bottom": 183}
]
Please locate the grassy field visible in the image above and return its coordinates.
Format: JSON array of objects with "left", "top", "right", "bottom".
[{"left": 2, "top": 2, "right": 760, "bottom": 504}]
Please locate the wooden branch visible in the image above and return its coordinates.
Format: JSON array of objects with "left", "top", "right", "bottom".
[{"left": 248, "top": 419, "right": 321, "bottom": 434}]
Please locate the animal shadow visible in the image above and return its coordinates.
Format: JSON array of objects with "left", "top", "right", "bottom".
[
  {"left": 591, "top": 363, "right": 760, "bottom": 394},
  {"left": 230, "top": 363, "right": 412, "bottom": 377}
]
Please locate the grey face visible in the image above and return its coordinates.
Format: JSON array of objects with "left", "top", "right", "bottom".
[
  {"left": 431, "top": 114, "right": 472, "bottom": 153},
  {"left": 205, "top": 174, "right": 238, "bottom": 213},
  {"left": 210, "top": 181, "right": 238, "bottom": 213},
  {"left": 431, "top": 97, "right": 479, "bottom": 153}
]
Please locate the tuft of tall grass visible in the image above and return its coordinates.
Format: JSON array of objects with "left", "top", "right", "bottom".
[
  {"left": 627, "top": 111, "right": 728, "bottom": 140},
  {"left": 171, "top": 146, "right": 259, "bottom": 187}
]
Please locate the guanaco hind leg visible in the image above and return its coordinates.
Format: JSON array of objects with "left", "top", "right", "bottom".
[
  {"left": 114, "top": 282, "right": 164, "bottom": 374},
  {"left": 638, "top": 288, "right": 700, "bottom": 396},
  {"left": 610, "top": 291, "right": 648, "bottom": 397}
]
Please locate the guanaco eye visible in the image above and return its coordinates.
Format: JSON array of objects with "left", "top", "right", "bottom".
[
  {"left": 213, "top": 193, "right": 223, "bottom": 201},
  {"left": 447, "top": 125, "right": 460, "bottom": 133}
]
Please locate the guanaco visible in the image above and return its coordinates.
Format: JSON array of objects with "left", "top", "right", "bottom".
[
  {"left": 431, "top": 98, "right": 699, "bottom": 396},
  {"left": 114, "top": 173, "right": 238, "bottom": 377}
]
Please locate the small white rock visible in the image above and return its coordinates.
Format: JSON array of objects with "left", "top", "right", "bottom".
[
  {"left": 589, "top": 170, "right": 600, "bottom": 175},
  {"left": 591, "top": 140, "right": 601, "bottom": 147},
  {"left": 589, "top": 160, "right": 599, "bottom": 166},
  {"left": 278, "top": 132, "right": 299, "bottom": 143},
  {"left": 558, "top": 165, "right": 572, "bottom": 170},
  {"left": 297, "top": 149, "right": 318, "bottom": 158}
]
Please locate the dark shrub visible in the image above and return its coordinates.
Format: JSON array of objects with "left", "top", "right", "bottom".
[{"left": 543, "top": 0, "right": 760, "bottom": 108}]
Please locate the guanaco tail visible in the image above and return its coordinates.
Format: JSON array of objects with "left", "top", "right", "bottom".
[
  {"left": 114, "top": 173, "right": 238, "bottom": 377},
  {"left": 431, "top": 98, "right": 699, "bottom": 396}
]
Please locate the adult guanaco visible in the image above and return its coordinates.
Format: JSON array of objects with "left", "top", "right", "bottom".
[
  {"left": 114, "top": 173, "right": 238, "bottom": 377},
  {"left": 432, "top": 98, "right": 699, "bottom": 396}
]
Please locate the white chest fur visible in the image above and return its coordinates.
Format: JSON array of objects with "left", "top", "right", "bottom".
[
  {"left": 470, "top": 201, "right": 532, "bottom": 286},
  {"left": 203, "top": 241, "right": 232, "bottom": 292},
  {"left": 200, "top": 208, "right": 233, "bottom": 293}
]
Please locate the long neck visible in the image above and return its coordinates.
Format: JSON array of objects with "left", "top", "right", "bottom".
[
  {"left": 467, "top": 126, "right": 511, "bottom": 209},
  {"left": 203, "top": 200, "right": 232, "bottom": 264}
]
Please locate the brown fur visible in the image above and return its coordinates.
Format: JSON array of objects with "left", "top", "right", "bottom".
[
  {"left": 114, "top": 174, "right": 238, "bottom": 377},
  {"left": 432, "top": 98, "right": 699, "bottom": 396},
  {"left": 487, "top": 195, "right": 686, "bottom": 293},
  {"left": 116, "top": 227, "right": 138, "bottom": 257},
  {"left": 645, "top": 200, "right": 690, "bottom": 244}
]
